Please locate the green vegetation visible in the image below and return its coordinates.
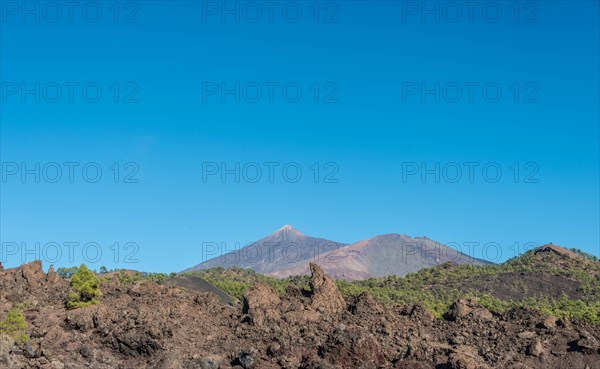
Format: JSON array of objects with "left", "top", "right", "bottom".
[
  {"left": 571, "top": 248, "right": 600, "bottom": 262},
  {"left": 56, "top": 266, "right": 79, "bottom": 279},
  {"left": 0, "top": 308, "right": 29, "bottom": 344},
  {"left": 186, "top": 267, "right": 309, "bottom": 300},
  {"left": 66, "top": 264, "right": 101, "bottom": 309},
  {"left": 112, "top": 271, "right": 177, "bottom": 285},
  {"left": 185, "top": 250, "right": 600, "bottom": 323},
  {"left": 55, "top": 264, "right": 175, "bottom": 286}
]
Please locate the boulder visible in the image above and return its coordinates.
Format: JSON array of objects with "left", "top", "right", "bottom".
[
  {"left": 517, "top": 331, "right": 536, "bottom": 339},
  {"left": 237, "top": 349, "right": 255, "bottom": 369},
  {"left": 242, "top": 282, "right": 281, "bottom": 327},
  {"left": 540, "top": 316, "right": 557, "bottom": 330},
  {"left": 350, "top": 291, "right": 383, "bottom": 315},
  {"left": 527, "top": 339, "right": 544, "bottom": 357},
  {"left": 79, "top": 345, "right": 93, "bottom": 359},
  {"left": 577, "top": 337, "right": 600, "bottom": 354},
  {"left": 445, "top": 299, "right": 491, "bottom": 321},
  {"left": 448, "top": 347, "right": 489, "bottom": 369},
  {"left": 470, "top": 308, "right": 493, "bottom": 321},
  {"left": 24, "top": 340, "right": 39, "bottom": 358}
]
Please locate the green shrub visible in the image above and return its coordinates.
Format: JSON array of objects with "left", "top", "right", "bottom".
[
  {"left": 114, "top": 271, "right": 174, "bottom": 285},
  {"left": 0, "top": 308, "right": 29, "bottom": 344},
  {"left": 66, "top": 264, "right": 101, "bottom": 309}
]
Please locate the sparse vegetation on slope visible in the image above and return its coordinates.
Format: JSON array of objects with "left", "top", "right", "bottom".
[
  {"left": 186, "top": 266, "right": 308, "bottom": 300},
  {"left": 111, "top": 270, "right": 176, "bottom": 285},
  {"left": 186, "top": 246, "right": 600, "bottom": 323}
]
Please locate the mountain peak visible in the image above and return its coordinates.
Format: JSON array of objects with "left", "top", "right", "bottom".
[
  {"left": 274, "top": 225, "right": 304, "bottom": 236},
  {"left": 534, "top": 244, "right": 581, "bottom": 260}
]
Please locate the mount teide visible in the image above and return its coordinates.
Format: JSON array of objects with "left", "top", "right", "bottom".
[
  {"left": 184, "top": 226, "right": 491, "bottom": 280},
  {"left": 182, "top": 225, "right": 347, "bottom": 275}
]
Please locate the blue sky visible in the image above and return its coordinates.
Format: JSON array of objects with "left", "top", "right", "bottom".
[{"left": 1, "top": 1, "right": 598, "bottom": 272}]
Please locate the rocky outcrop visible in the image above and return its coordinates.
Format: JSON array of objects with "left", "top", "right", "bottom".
[
  {"left": 47, "top": 265, "right": 57, "bottom": 283},
  {"left": 242, "top": 282, "right": 281, "bottom": 327},
  {"left": 0, "top": 260, "right": 69, "bottom": 306},
  {"left": 349, "top": 291, "right": 384, "bottom": 315},
  {"left": 445, "top": 298, "right": 493, "bottom": 321},
  {"left": 308, "top": 263, "right": 345, "bottom": 315}
]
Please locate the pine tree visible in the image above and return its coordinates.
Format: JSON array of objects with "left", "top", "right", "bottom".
[
  {"left": 66, "top": 264, "right": 101, "bottom": 309},
  {"left": 0, "top": 308, "right": 29, "bottom": 344}
]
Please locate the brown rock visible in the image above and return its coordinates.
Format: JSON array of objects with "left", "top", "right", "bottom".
[
  {"left": 47, "top": 265, "right": 57, "bottom": 283},
  {"left": 0, "top": 333, "right": 14, "bottom": 367},
  {"left": 350, "top": 291, "right": 383, "bottom": 315},
  {"left": 16, "top": 260, "right": 47, "bottom": 289},
  {"left": 470, "top": 308, "right": 493, "bottom": 321},
  {"left": 308, "top": 263, "right": 345, "bottom": 315},
  {"left": 577, "top": 337, "right": 600, "bottom": 354},
  {"left": 527, "top": 339, "right": 544, "bottom": 357},
  {"left": 151, "top": 352, "right": 182, "bottom": 369},
  {"left": 446, "top": 298, "right": 480, "bottom": 321},
  {"left": 517, "top": 331, "right": 537, "bottom": 339},
  {"left": 541, "top": 316, "right": 557, "bottom": 329},
  {"left": 448, "top": 347, "right": 489, "bottom": 369},
  {"left": 242, "top": 282, "right": 281, "bottom": 327}
]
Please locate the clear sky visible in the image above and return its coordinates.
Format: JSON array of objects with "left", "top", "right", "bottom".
[{"left": 1, "top": 1, "right": 598, "bottom": 272}]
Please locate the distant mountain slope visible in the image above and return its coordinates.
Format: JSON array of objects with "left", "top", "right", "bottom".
[
  {"left": 182, "top": 225, "right": 347, "bottom": 274},
  {"left": 348, "top": 243, "right": 600, "bottom": 307},
  {"left": 184, "top": 226, "right": 491, "bottom": 280},
  {"left": 271, "top": 233, "right": 491, "bottom": 279}
]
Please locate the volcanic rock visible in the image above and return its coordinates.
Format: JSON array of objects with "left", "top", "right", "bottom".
[{"left": 308, "top": 263, "right": 345, "bottom": 314}]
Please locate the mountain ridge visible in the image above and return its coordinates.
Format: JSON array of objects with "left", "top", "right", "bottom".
[{"left": 184, "top": 226, "right": 491, "bottom": 280}]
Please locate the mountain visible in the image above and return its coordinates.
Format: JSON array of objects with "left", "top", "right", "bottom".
[
  {"left": 182, "top": 225, "right": 347, "bottom": 274},
  {"left": 184, "top": 226, "right": 490, "bottom": 280},
  {"left": 270, "top": 233, "right": 491, "bottom": 279}
]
